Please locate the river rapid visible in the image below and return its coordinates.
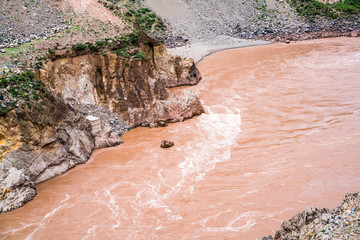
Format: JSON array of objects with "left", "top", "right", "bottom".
[{"left": 1, "top": 38, "right": 360, "bottom": 239}]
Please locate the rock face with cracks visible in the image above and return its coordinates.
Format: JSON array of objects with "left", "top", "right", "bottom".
[
  {"left": 0, "top": 91, "right": 108, "bottom": 213},
  {"left": 38, "top": 43, "right": 203, "bottom": 127}
]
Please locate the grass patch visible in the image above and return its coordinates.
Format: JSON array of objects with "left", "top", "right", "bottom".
[
  {"left": 48, "top": 49, "right": 56, "bottom": 54},
  {"left": 287, "top": 0, "right": 360, "bottom": 20},
  {"left": 0, "top": 70, "right": 45, "bottom": 116},
  {"left": 1, "top": 40, "right": 40, "bottom": 57},
  {"left": 115, "top": 47, "right": 132, "bottom": 58},
  {"left": 134, "top": 50, "right": 147, "bottom": 61},
  {"left": 72, "top": 43, "right": 87, "bottom": 51}
]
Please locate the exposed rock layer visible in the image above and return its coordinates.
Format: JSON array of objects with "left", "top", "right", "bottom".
[
  {"left": 38, "top": 44, "right": 203, "bottom": 127},
  {"left": 0, "top": 91, "right": 110, "bottom": 212}
]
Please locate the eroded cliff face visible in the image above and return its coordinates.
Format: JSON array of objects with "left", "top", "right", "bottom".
[
  {"left": 0, "top": 91, "right": 121, "bottom": 212},
  {"left": 38, "top": 43, "right": 203, "bottom": 127},
  {"left": 0, "top": 40, "right": 204, "bottom": 213}
]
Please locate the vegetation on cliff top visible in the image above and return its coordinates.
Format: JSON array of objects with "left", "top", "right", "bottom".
[
  {"left": 0, "top": 29, "right": 151, "bottom": 115},
  {"left": 0, "top": 70, "right": 45, "bottom": 116},
  {"left": 65, "top": 30, "right": 149, "bottom": 61},
  {"left": 287, "top": 0, "right": 360, "bottom": 19},
  {"left": 99, "top": 0, "right": 168, "bottom": 40}
]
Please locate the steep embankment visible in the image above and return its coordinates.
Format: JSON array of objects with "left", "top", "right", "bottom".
[
  {"left": 143, "top": 0, "right": 296, "bottom": 41},
  {"left": 0, "top": 70, "right": 119, "bottom": 212},
  {"left": 39, "top": 34, "right": 203, "bottom": 127}
]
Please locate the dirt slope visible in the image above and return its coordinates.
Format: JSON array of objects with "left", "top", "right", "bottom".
[
  {"left": 47, "top": 0, "right": 124, "bottom": 27},
  {"left": 143, "top": 0, "right": 298, "bottom": 43}
]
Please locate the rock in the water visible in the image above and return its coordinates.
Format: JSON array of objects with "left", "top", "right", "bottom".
[
  {"left": 160, "top": 140, "right": 174, "bottom": 148},
  {"left": 0, "top": 49, "right": 6, "bottom": 53}
]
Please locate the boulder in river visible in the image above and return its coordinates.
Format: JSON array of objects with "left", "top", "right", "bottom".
[{"left": 160, "top": 140, "right": 174, "bottom": 148}]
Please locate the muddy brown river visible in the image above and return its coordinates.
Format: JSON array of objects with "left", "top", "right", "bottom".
[{"left": 1, "top": 38, "right": 360, "bottom": 239}]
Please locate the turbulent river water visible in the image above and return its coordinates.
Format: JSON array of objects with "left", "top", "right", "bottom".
[{"left": 1, "top": 38, "right": 360, "bottom": 240}]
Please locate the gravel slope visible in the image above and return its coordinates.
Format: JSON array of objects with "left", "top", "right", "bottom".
[
  {"left": 0, "top": 0, "right": 67, "bottom": 48},
  {"left": 143, "top": 0, "right": 297, "bottom": 61},
  {"left": 143, "top": 0, "right": 260, "bottom": 41}
]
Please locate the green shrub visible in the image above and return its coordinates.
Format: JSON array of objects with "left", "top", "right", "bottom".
[
  {"left": 88, "top": 44, "right": 98, "bottom": 51},
  {"left": 96, "top": 40, "right": 105, "bottom": 48},
  {"left": 0, "top": 107, "right": 8, "bottom": 116},
  {"left": 288, "top": 0, "right": 360, "bottom": 19},
  {"left": 48, "top": 49, "right": 56, "bottom": 54},
  {"left": 122, "top": 7, "right": 167, "bottom": 33},
  {"left": 115, "top": 48, "right": 131, "bottom": 58},
  {"left": 119, "top": 32, "right": 139, "bottom": 45},
  {"left": 0, "top": 70, "right": 45, "bottom": 116},
  {"left": 34, "top": 61, "right": 43, "bottom": 70},
  {"left": 135, "top": 51, "right": 147, "bottom": 61},
  {"left": 72, "top": 43, "right": 87, "bottom": 51}
]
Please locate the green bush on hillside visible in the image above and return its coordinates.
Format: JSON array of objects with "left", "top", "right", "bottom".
[
  {"left": 72, "top": 43, "right": 87, "bottom": 51},
  {"left": 0, "top": 70, "right": 45, "bottom": 116},
  {"left": 134, "top": 50, "right": 147, "bottom": 61},
  {"left": 125, "top": 8, "right": 166, "bottom": 33},
  {"left": 287, "top": 0, "right": 360, "bottom": 19}
]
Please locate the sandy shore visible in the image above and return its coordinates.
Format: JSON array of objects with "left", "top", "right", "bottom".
[{"left": 167, "top": 36, "right": 270, "bottom": 64}]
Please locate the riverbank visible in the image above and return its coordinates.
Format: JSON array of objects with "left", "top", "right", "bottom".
[
  {"left": 168, "top": 36, "right": 270, "bottom": 64},
  {"left": 262, "top": 193, "right": 360, "bottom": 240}
]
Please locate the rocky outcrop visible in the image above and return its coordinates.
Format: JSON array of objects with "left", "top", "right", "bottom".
[
  {"left": 38, "top": 42, "right": 203, "bottom": 128},
  {"left": 0, "top": 90, "right": 121, "bottom": 212},
  {"left": 262, "top": 193, "right": 360, "bottom": 240}
]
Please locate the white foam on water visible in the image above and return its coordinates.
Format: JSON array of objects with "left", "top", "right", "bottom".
[
  {"left": 0, "top": 196, "right": 73, "bottom": 237},
  {"left": 176, "top": 105, "right": 242, "bottom": 189},
  {"left": 200, "top": 210, "right": 259, "bottom": 233},
  {"left": 91, "top": 103, "right": 242, "bottom": 238},
  {"left": 81, "top": 225, "right": 99, "bottom": 240},
  {"left": 25, "top": 194, "right": 73, "bottom": 240},
  {"left": 1, "top": 223, "right": 38, "bottom": 237}
]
